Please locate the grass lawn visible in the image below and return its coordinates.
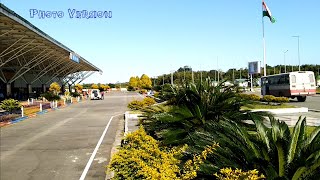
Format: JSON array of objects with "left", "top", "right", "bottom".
[
  {"left": 242, "top": 102, "right": 296, "bottom": 110},
  {"left": 289, "top": 126, "right": 317, "bottom": 135}
]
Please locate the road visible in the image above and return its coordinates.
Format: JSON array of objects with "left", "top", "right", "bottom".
[
  {"left": 0, "top": 92, "right": 139, "bottom": 180},
  {"left": 288, "top": 95, "right": 320, "bottom": 111}
]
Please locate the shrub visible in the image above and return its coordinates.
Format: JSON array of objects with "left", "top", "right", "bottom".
[
  {"left": 127, "top": 100, "right": 143, "bottom": 110},
  {"left": 127, "top": 98, "right": 156, "bottom": 110},
  {"left": 139, "top": 89, "right": 147, "bottom": 94},
  {"left": 41, "top": 92, "right": 61, "bottom": 101},
  {"left": 261, "top": 95, "right": 275, "bottom": 104},
  {"left": 142, "top": 97, "right": 156, "bottom": 106},
  {"left": 108, "top": 126, "right": 218, "bottom": 180},
  {"left": 154, "top": 92, "right": 160, "bottom": 98},
  {"left": 49, "top": 82, "right": 61, "bottom": 94},
  {"left": 70, "top": 92, "right": 80, "bottom": 97},
  {"left": 273, "top": 96, "right": 289, "bottom": 104},
  {"left": 109, "top": 127, "right": 181, "bottom": 179},
  {"left": 215, "top": 168, "right": 265, "bottom": 180},
  {"left": 0, "top": 99, "right": 22, "bottom": 113},
  {"left": 261, "top": 95, "right": 289, "bottom": 104},
  {"left": 127, "top": 86, "right": 135, "bottom": 91},
  {"left": 239, "top": 94, "right": 261, "bottom": 101}
]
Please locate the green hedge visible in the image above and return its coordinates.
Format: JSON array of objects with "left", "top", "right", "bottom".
[
  {"left": 239, "top": 94, "right": 289, "bottom": 104},
  {"left": 261, "top": 95, "right": 289, "bottom": 104},
  {"left": 239, "top": 94, "right": 261, "bottom": 101}
]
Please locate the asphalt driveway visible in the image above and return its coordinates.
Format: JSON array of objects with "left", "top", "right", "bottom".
[{"left": 0, "top": 91, "right": 139, "bottom": 180}]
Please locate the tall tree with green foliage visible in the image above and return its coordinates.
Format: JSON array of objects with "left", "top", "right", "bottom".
[
  {"left": 74, "top": 84, "right": 83, "bottom": 92},
  {"left": 91, "top": 83, "right": 99, "bottom": 89},
  {"left": 139, "top": 74, "right": 152, "bottom": 89},
  {"left": 128, "top": 76, "right": 139, "bottom": 88}
]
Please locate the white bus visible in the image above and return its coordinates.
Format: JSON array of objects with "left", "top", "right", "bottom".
[{"left": 261, "top": 71, "right": 316, "bottom": 102}]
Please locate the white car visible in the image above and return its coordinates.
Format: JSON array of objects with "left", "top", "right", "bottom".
[{"left": 90, "top": 89, "right": 102, "bottom": 100}]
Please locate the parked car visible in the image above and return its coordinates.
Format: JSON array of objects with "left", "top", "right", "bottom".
[{"left": 90, "top": 89, "right": 102, "bottom": 100}]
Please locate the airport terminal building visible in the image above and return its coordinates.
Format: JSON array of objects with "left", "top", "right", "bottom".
[{"left": 0, "top": 3, "right": 101, "bottom": 100}]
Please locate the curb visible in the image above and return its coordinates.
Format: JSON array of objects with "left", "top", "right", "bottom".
[
  {"left": 105, "top": 114, "right": 125, "bottom": 180},
  {"left": 251, "top": 107, "right": 308, "bottom": 114},
  {"left": 309, "top": 109, "right": 320, "bottom": 113}
]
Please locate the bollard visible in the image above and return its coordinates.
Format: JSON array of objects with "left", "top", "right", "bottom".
[
  {"left": 31, "top": 98, "right": 34, "bottom": 105},
  {"left": 27, "top": 98, "right": 30, "bottom": 105},
  {"left": 71, "top": 97, "right": 73, "bottom": 103},
  {"left": 64, "top": 98, "right": 66, "bottom": 106},
  {"left": 40, "top": 103, "right": 42, "bottom": 112},
  {"left": 21, "top": 106, "right": 24, "bottom": 117},
  {"left": 55, "top": 100, "right": 58, "bottom": 108}
]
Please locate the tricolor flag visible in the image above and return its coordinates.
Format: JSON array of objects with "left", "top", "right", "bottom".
[{"left": 262, "top": 1, "right": 276, "bottom": 23}]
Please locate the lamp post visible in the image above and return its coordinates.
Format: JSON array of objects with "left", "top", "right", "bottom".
[
  {"left": 170, "top": 71, "right": 174, "bottom": 85},
  {"left": 292, "top": 35, "right": 300, "bottom": 71},
  {"left": 283, "top": 50, "right": 288, "bottom": 73}
]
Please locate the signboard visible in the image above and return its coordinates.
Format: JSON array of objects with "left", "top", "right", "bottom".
[
  {"left": 69, "top": 52, "right": 80, "bottom": 63},
  {"left": 248, "top": 61, "right": 261, "bottom": 74}
]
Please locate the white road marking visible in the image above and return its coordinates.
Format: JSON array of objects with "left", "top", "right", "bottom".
[{"left": 79, "top": 114, "right": 122, "bottom": 180}]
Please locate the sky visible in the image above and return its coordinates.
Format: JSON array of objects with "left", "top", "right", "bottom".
[{"left": 1, "top": 0, "right": 319, "bottom": 83}]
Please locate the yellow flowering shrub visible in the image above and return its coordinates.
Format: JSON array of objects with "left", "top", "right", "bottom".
[
  {"left": 214, "top": 168, "right": 265, "bottom": 180},
  {"left": 108, "top": 126, "right": 218, "bottom": 180},
  {"left": 49, "top": 82, "right": 61, "bottom": 94},
  {"left": 127, "top": 97, "right": 156, "bottom": 110}
]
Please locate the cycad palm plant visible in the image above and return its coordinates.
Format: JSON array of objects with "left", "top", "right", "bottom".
[
  {"left": 201, "top": 116, "right": 320, "bottom": 179},
  {"left": 140, "top": 78, "right": 269, "bottom": 146}
]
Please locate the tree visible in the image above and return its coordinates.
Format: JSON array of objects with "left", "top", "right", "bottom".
[
  {"left": 128, "top": 76, "right": 139, "bottom": 88},
  {"left": 49, "top": 82, "right": 61, "bottom": 95},
  {"left": 139, "top": 74, "right": 152, "bottom": 89},
  {"left": 91, "top": 83, "right": 99, "bottom": 89},
  {"left": 74, "top": 84, "right": 83, "bottom": 92}
]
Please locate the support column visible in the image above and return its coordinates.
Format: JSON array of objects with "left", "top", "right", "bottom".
[
  {"left": 27, "top": 84, "right": 32, "bottom": 94},
  {"left": 68, "top": 84, "right": 72, "bottom": 92},
  {"left": 42, "top": 84, "right": 46, "bottom": 93},
  {"left": 6, "top": 83, "right": 11, "bottom": 98},
  {"left": 61, "top": 84, "right": 65, "bottom": 94}
]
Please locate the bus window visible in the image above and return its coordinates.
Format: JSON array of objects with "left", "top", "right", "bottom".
[
  {"left": 309, "top": 74, "right": 315, "bottom": 83},
  {"left": 291, "top": 75, "right": 296, "bottom": 83},
  {"left": 284, "top": 75, "right": 290, "bottom": 84}
]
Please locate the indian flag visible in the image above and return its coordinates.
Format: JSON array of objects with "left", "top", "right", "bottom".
[{"left": 262, "top": 1, "right": 276, "bottom": 23}]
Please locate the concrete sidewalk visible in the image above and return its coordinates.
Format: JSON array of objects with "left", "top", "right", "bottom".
[{"left": 275, "top": 112, "right": 320, "bottom": 127}]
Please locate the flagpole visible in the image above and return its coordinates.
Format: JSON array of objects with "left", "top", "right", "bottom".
[{"left": 262, "top": 0, "right": 266, "bottom": 77}]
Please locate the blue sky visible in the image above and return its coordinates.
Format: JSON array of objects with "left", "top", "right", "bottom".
[{"left": 1, "top": 0, "right": 319, "bottom": 83}]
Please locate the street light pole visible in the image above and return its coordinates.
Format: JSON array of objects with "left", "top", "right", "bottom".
[
  {"left": 183, "top": 67, "right": 186, "bottom": 81},
  {"left": 292, "top": 35, "right": 300, "bottom": 71},
  {"left": 163, "top": 75, "right": 164, "bottom": 85},
  {"left": 283, "top": 50, "right": 288, "bottom": 73}
]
